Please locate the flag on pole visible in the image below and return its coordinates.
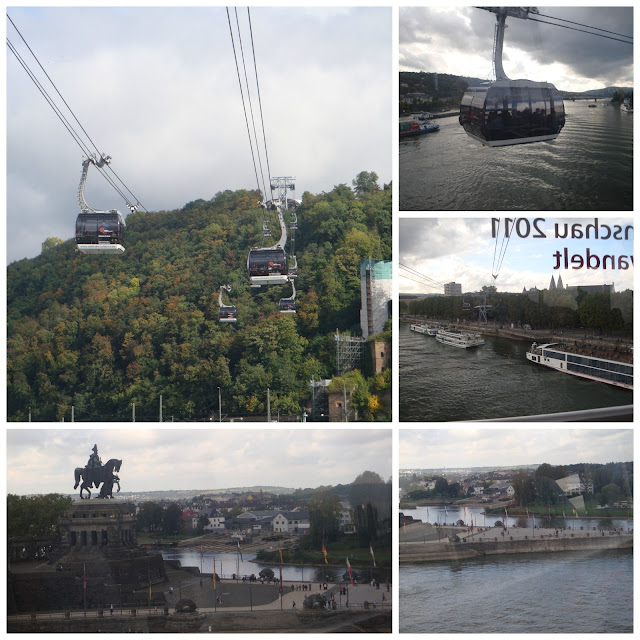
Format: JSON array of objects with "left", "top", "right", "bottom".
[
  {"left": 213, "top": 558, "right": 216, "bottom": 589},
  {"left": 279, "top": 543, "right": 284, "bottom": 564},
  {"left": 237, "top": 541, "right": 243, "bottom": 561},
  {"left": 369, "top": 542, "right": 376, "bottom": 568},
  {"left": 322, "top": 544, "right": 328, "bottom": 565},
  {"left": 149, "top": 582, "right": 152, "bottom": 601},
  {"left": 279, "top": 565, "right": 283, "bottom": 588},
  {"left": 346, "top": 557, "right": 354, "bottom": 585}
]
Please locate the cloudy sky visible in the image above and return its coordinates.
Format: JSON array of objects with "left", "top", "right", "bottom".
[
  {"left": 400, "top": 428, "right": 633, "bottom": 469},
  {"left": 399, "top": 217, "right": 634, "bottom": 294},
  {"left": 400, "top": 7, "right": 633, "bottom": 91},
  {"left": 6, "top": 428, "right": 392, "bottom": 496},
  {"left": 6, "top": 7, "right": 391, "bottom": 264}
]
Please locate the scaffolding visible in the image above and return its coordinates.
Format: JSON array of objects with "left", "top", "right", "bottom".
[
  {"left": 335, "top": 330, "right": 366, "bottom": 375},
  {"left": 360, "top": 258, "right": 392, "bottom": 339}
]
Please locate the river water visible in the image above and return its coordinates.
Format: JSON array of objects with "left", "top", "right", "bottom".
[
  {"left": 401, "top": 505, "right": 632, "bottom": 532},
  {"left": 400, "top": 549, "right": 633, "bottom": 633},
  {"left": 399, "top": 101, "right": 633, "bottom": 210},
  {"left": 160, "top": 550, "right": 391, "bottom": 584},
  {"left": 399, "top": 323, "right": 632, "bottom": 421}
]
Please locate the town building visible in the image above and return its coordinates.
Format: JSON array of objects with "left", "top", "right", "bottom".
[
  {"left": 444, "top": 282, "right": 462, "bottom": 296},
  {"left": 191, "top": 507, "right": 225, "bottom": 532}
]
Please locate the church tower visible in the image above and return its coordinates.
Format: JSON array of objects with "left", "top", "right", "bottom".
[
  {"left": 557, "top": 274, "right": 564, "bottom": 290},
  {"left": 549, "top": 275, "right": 556, "bottom": 290}
]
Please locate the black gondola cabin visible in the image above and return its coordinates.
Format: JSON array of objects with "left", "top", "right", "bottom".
[
  {"left": 459, "top": 80, "right": 565, "bottom": 147},
  {"left": 76, "top": 210, "right": 126, "bottom": 254},
  {"left": 219, "top": 307, "right": 238, "bottom": 323},
  {"left": 247, "top": 248, "right": 289, "bottom": 285}
]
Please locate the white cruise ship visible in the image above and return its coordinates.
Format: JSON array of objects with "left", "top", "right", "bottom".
[
  {"left": 526, "top": 343, "right": 633, "bottom": 390},
  {"left": 435, "top": 330, "right": 485, "bottom": 348}
]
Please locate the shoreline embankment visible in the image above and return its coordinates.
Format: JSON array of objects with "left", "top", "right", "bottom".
[{"left": 401, "top": 535, "right": 632, "bottom": 563}]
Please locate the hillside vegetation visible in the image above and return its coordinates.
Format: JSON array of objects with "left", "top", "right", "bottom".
[{"left": 7, "top": 174, "right": 391, "bottom": 421}]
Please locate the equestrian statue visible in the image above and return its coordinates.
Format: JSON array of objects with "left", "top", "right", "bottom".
[{"left": 73, "top": 444, "right": 122, "bottom": 499}]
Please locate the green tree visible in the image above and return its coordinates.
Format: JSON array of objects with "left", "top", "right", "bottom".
[
  {"left": 7, "top": 493, "right": 72, "bottom": 538},
  {"left": 352, "top": 171, "right": 379, "bottom": 197},
  {"left": 41, "top": 237, "right": 64, "bottom": 253},
  {"left": 512, "top": 472, "right": 535, "bottom": 507},
  {"left": 196, "top": 515, "right": 210, "bottom": 534},
  {"left": 308, "top": 489, "right": 342, "bottom": 546},
  {"left": 162, "top": 503, "right": 183, "bottom": 536},
  {"left": 137, "top": 502, "right": 164, "bottom": 532},
  {"left": 434, "top": 478, "right": 448, "bottom": 496}
]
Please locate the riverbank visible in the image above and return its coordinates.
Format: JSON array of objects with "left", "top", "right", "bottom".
[
  {"left": 8, "top": 609, "right": 392, "bottom": 633},
  {"left": 484, "top": 506, "right": 632, "bottom": 518},
  {"left": 401, "top": 317, "right": 633, "bottom": 356},
  {"left": 400, "top": 521, "right": 632, "bottom": 563}
]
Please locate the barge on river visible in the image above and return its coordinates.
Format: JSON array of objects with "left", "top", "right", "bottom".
[
  {"left": 436, "top": 330, "right": 485, "bottom": 348},
  {"left": 526, "top": 342, "right": 633, "bottom": 390}
]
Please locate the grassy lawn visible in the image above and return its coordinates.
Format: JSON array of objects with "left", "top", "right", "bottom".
[{"left": 256, "top": 539, "right": 391, "bottom": 568}]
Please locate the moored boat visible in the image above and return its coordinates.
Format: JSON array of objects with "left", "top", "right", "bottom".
[
  {"left": 400, "top": 117, "right": 440, "bottom": 137},
  {"left": 435, "top": 330, "right": 485, "bottom": 348},
  {"left": 526, "top": 342, "right": 633, "bottom": 390}
]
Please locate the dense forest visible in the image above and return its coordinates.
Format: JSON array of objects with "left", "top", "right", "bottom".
[
  {"left": 7, "top": 173, "right": 391, "bottom": 422},
  {"left": 401, "top": 286, "right": 633, "bottom": 334}
]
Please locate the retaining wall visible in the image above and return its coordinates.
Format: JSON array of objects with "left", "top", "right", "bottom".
[{"left": 401, "top": 533, "right": 632, "bottom": 563}]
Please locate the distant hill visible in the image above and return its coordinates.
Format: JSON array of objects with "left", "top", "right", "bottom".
[{"left": 400, "top": 71, "right": 633, "bottom": 111}]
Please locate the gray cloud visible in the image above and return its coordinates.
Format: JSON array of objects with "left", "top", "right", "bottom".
[
  {"left": 400, "top": 429, "right": 633, "bottom": 469},
  {"left": 399, "top": 7, "right": 633, "bottom": 86}
]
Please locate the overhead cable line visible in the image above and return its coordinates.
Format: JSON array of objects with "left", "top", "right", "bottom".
[
  {"left": 399, "top": 272, "right": 443, "bottom": 292},
  {"left": 226, "top": 7, "right": 262, "bottom": 195},
  {"left": 399, "top": 262, "right": 444, "bottom": 287},
  {"left": 7, "top": 14, "right": 146, "bottom": 211},
  {"left": 527, "top": 16, "right": 633, "bottom": 45},
  {"left": 7, "top": 39, "right": 134, "bottom": 207},
  {"left": 247, "top": 7, "right": 274, "bottom": 201},
  {"left": 490, "top": 220, "right": 500, "bottom": 280},
  {"left": 535, "top": 12, "right": 633, "bottom": 41},
  {"left": 232, "top": 7, "right": 268, "bottom": 200},
  {"left": 493, "top": 218, "right": 515, "bottom": 281}
]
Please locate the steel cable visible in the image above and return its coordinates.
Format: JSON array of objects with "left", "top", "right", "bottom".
[{"left": 7, "top": 14, "right": 146, "bottom": 211}]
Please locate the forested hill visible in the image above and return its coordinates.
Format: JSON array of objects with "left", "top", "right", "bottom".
[{"left": 7, "top": 174, "right": 392, "bottom": 422}]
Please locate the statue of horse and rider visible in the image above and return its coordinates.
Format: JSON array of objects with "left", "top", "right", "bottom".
[{"left": 74, "top": 445, "right": 122, "bottom": 499}]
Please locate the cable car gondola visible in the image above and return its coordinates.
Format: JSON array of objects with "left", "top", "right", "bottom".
[
  {"left": 279, "top": 280, "right": 296, "bottom": 314},
  {"left": 247, "top": 248, "right": 289, "bottom": 286},
  {"left": 76, "top": 210, "right": 126, "bottom": 254},
  {"left": 75, "top": 154, "right": 127, "bottom": 254},
  {"left": 218, "top": 285, "right": 237, "bottom": 323},
  {"left": 459, "top": 8, "right": 565, "bottom": 147}
]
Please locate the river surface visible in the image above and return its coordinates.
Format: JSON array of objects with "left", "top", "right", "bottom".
[
  {"left": 400, "top": 549, "right": 633, "bottom": 633},
  {"left": 401, "top": 505, "right": 632, "bottom": 532},
  {"left": 399, "top": 323, "right": 632, "bottom": 421},
  {"left": 160, "top": 550, "right": 388, "bottom": 583},
  {"left": 399, "top": 101, "right": 633, "bottom": 210}
]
